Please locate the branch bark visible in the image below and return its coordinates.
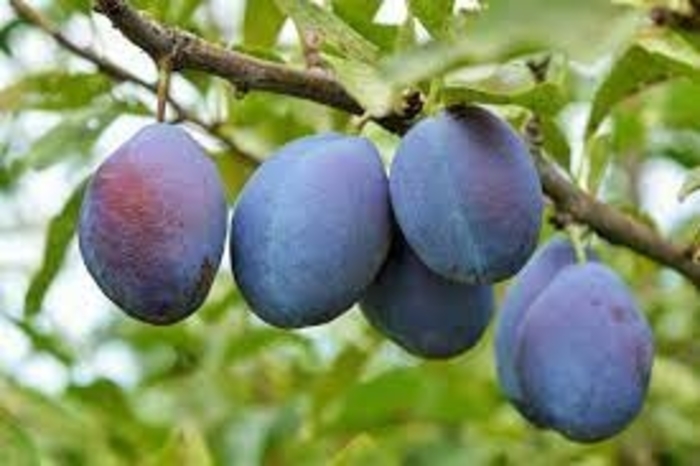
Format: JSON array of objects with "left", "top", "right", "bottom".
[{"left": 17, "top": 0, "right": 700, "bottom": 287}]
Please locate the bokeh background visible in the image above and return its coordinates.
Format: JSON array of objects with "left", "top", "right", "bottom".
[{"left": 2, "top": 0, "right": 700, "bottom": 464}]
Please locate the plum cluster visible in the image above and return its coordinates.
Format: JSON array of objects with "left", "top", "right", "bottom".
[
  {"left": 229, "top": 105, "right": 543, "bottom": 361},
  {"left": 78, "top": 105, "right": 653, "bottom": 443}
]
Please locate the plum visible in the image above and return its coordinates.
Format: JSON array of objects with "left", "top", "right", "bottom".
[
  {"left": 78, "top": 123, "right": 228, "bottom": 325},
  {"left": 230, "top": 133, "right": 392, "bottom": 328},
  {"left": 389, "top": 105, "right": 543, "bottom": 283},
  {"left": 514, "top": 263, "right": 654, "bottom": 442},
  {"left": 360, "top": 236, "right": 493, "bottom": 359},
  {"left": 495, "top": 236, "right": 598, "bottom": 424}
]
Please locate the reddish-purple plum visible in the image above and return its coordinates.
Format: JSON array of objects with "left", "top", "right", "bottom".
[
  {"left": 389, "top": 106, "right": 543, "bottom": 283},
  {"left": 515, "top": 263, "right": 654, "bottom": 442},
  {"left": 230, "top": 133, "right": 392, "bottom": 328},
  {"left": 495, "top": 236, "right": 598, "bottom": 425},
  {"left": 79, "top": 123, "right": 227, "bottom": 325},
  {"left": 360, "top": 236, "right": 493, "bottom": 359}
]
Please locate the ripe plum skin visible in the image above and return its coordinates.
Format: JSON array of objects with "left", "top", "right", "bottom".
[
  {"left": 389, "top": 106, "right": 543, "bottom": 284},
  {"left": 495, "top": 236, "right": 598, "bottom": 425},
  {"left": 79, "top": 123, "right": 228, "bottom": 325},
  {"left": 515, "top": 263, "right": 654, "bottom": 443},
  {"left": 230, "top": 133, "right": 392, "bottom": 328},
  {"left": 360, "top": 236, "right": 494, "bottom": 359}
]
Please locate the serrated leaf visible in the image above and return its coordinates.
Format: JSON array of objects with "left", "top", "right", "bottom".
[
  {"left": 0, "top": 72, "right": 112, "bottom": 112},
  {"left": 274, "top": 0, "right": 379, "bottom": 63},
  {"left": 243, "top": 0, "right": 286, "bottom": 48},
  {"left": 24, "top": 179, "right": 87, "bottom": 318},
  {"left": 586, "top": 40, "right": 700, "bottom": 137},
  {"left": 679, "top": 166, "right": 700, "bottom": 202},
  {"left": 408, "top": 0, "right": 454, "bottom": 39}
]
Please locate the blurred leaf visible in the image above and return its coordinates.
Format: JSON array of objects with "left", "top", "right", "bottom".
[
  {"left": 330, "top": 434, "right": 397, "bottom": 466},
  {"left": 407, "top": 0, "right": 454, "bottom": 40},
  {"left": 274, "top": 0, "right": 379, "bottom": 62},
  {"left": 21, "top": 105, "right": 119, "bottom": 171},
  {"left": 443, "top": 82, "right": 567, "bottom": 116},
  {"left": 540, "top": 116, "right": 571, "bottom": 171},
  {"left": 0, "top": 18, "right": 26, "bottom": 56},
  {"left": 379, "top": 38, "right": 474, "bottom": 88},
  {"left": 224, "top": 328, "right": 313, "bottom": 362},
  {"left": 326, "top": 365, "right": 498, "bottom": 432},
  {"left": 0, "top": 72, "right": 111, "bottom": 112},
  {"left": 455, "top": 0, "right": 636, "bottom": 61},
  {"left": 679, "top": 166, "right": 700, "bottom": 202},
  {"left": 587, "top": 133, "right": 613, "bottom": 195},
  {"left": 311, "top": 345, "right": 371, "bottom": 424},
  {"left": 331, "top": 0, "right": 398, "bottom": 52},
  {"left": 243, "top": 0, "right": 286, "bottom": 48},
  {"left": 150, "top": 423, "right": 213, "bottom": 466},
  {"left": 0, "top": 409, "right": 39, "bottom": 466},
  {"left": 211, "top": 152, "right": 255, "bottom": 204},
  {"left": 24, "top": 179, "right": 87, "bottom": 318},
  {"left": 587, "top": 40, "right": 700, "bottom": 137},
  {"left": 325, "top": 56, "right": 396, "bottom": 116},
  {"left": 651, "top": 129, "right": 700, "bottom": 167}
]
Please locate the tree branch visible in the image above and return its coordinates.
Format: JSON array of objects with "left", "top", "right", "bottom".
[
  {"left": 19, "top": 0, "right": 700, "bottom": 287},
  {"left": 9, "top": 0, "right": 261, "bottom": 167}
]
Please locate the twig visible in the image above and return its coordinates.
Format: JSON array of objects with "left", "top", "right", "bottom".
[{"left": 9, "top": 0, "right": 260, "bottom": 167}]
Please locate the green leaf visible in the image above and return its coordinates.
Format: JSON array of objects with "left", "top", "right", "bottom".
[
  {"left": 243, "top": 0, "right": 286, "bottom": 48},
  {"left": 443, "top": 82, "right": 567, "bottom": 116},
  {"left": 0, "top": 19, "right": 27, "bottom": 56},
  {"left": 0, "top": 72, "right": 112, "bottom": 112},
  {"left": 331, "top": 0, "right": 398, "bottom": 52},
  {"left": 454, "top": 0, "right": 635, "bottom": 61},
  {"left": 22, "top": 106, "right": 120, "bottom": 171},
  {"left": 150, "top": 423, "right": 213, "bottom": 466},
  {"left": 325, "top": 56, "right": 396, "bottom": 116},
  {"left": 0, "top": 409, "right": 40, "bottom": 466},
  {"left": 679, "top": 166, "right": 700, "bottom": 202},
  {"left": 24, "top": 179, "right": 87, "bottom": 318},
  {"left": 330, "top": 434, "right": 397, "bottom": 466},
  {"left": 274, "top": 0, "right": 379, "bottom": 62},
  {"left": 586, "top": 40, "right": 700, "bottom": 138},
  {"left": 540, "top": 116, "right": 571, "bottom": 171},
  {"left": 380, "top": 38, "right": 474, "bottom": 88},
  {"left": 407, "top": 0, "right": 454, "bottom": 39},
  {"left": 586, "top": 133, "right": 613, "bottom": 195}
]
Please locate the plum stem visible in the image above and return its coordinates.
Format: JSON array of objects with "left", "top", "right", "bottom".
[
  {"left": 349, "top": 112, "right": 373, "bottom": 135},
  {"left": 156, "top": 55, "right": 173, "bottom": 123},
  {"left": 567, "top": 225, "right": 588, "bottom": 264}
]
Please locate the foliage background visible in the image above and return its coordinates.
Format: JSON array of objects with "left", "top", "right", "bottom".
[{"left": 2, "top": 0, "right": 700, "bottom": 464}]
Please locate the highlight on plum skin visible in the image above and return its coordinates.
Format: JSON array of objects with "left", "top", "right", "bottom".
[
  {"left": 78, "top": 123, "right": 228, "bottom": 325},
  {"left": 500, "top": 258, "right": 654, "bottom": 443},
  {"left": 495, "top": 236, "right": 599, "bottom": 426},
  {"left": 230, "top": 133, "right": 393, "bottom": 329},
  {"left": 389, "top": 105, "right": 543, "bottom": 284}
]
